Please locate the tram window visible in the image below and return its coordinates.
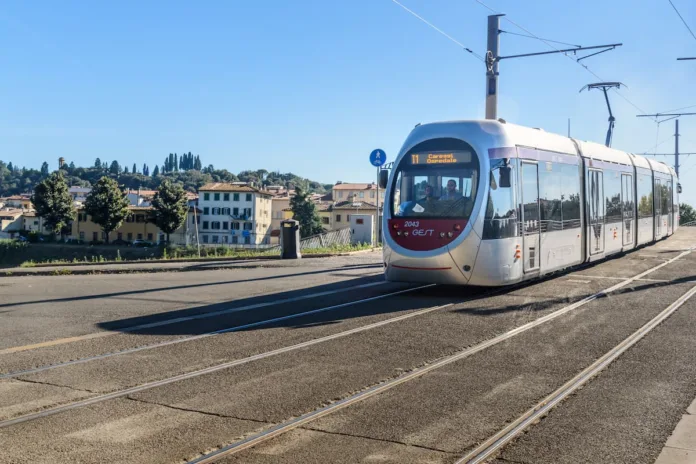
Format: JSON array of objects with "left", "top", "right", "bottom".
[
  {"left": 637, "top": 173, "right": 653, "bottom": 218},
  {"left": 483, "top": 159, "right": 517, "bottom": 240},
  {"left": 622, "top": 175, "right": 634, "bottom": 218},
  {"left": 605, "top": 170, "right": 623, "bottom": 223},
  {"left": 560, "top": 164, "right": 581, "bottom": 227},
  {"left": 539, "top": 164, "right": 562, "bottom": 231}
]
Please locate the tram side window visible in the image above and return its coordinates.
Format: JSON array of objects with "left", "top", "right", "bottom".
[
  {"left": 605, "top": 170, "right": 623, "bottom": 223},
  {"left": 622, "top": 174, "right": 634, "bottom": 219},
  {"left": 662, "top": 180, "right": 671, "bottom": 215},
  {"left": 637, "top": 173, "right": 653, "bottom": 218},
  {"left": 483, "top": 159, "right": 518, "bottom": 240},
  {"left": 560, "top": 164, "right": 581, "bottom": 228},
  {"left": 539, "top": 163, "right": 562, "bottom": 231}
]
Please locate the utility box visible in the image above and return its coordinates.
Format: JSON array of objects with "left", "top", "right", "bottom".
[
  {"left": 280, "top": 219, "right": 301, "bottom": 259},
  {"left": 350, "top": 214, "right": 374, "bottom": 246}
]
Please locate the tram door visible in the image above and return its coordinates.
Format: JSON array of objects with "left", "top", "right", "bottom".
[
  {"left": 667, "top": 180, "right": 673, "bottom": 234},
  {"left": 622, "top": 174, "right": 634, "bottom": 246},
  {"left": 521, "top": 162, "right": 540, "bottom": 272},
  {"left": 588, "top": 170, "right": 604, "bottom": 255},
  {"left": 655, "top": 178, "right": 663, "bottom": 237}
]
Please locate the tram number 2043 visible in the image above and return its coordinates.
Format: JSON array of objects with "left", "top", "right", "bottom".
[{"left": 404, "top": 221, "right": 420, "bottom": 228}]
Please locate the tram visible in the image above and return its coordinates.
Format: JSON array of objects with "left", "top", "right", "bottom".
[{"left": 380, "top": 120, "right": 680, "bottom": 286}]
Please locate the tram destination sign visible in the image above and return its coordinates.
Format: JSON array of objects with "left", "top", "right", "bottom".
[{"left": 409, "top": 151, "right": 471, "bottom": 165}]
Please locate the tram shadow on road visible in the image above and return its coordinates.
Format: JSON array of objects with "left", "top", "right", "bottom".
[{"left": 95, "top": 273, "right": 489, "bottom": 337}]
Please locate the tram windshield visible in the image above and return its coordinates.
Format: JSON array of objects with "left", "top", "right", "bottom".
[{"left": 391, "top": 149, "right": 480, "bottom": 219}]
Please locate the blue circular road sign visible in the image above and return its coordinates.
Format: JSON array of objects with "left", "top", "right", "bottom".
[{"left": 369, "top": 149, "right": 387, "bottom": 167}]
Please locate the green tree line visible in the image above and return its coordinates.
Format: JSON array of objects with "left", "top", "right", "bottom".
[{"left": 0, "top": 158, "right": 332, "bottom": 197}]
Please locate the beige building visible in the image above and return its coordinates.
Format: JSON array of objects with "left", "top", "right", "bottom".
[
  {"left": 0, "top": 209, "right": 24, "bottom": 239},
  {"left": 332, "top": 183, "right": 385, "bottom": 208},
  {"left": 198, "top": 183, "right": 273, "bottom": 247},
  {"left": 1, "top": 195, "right": 33, "bottom": 210},
  {"left": 70, "top": 206, "right": 199, "bottom": 245}
]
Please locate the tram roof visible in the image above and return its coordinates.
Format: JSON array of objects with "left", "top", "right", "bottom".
[{"left": 647, "top": 158, "right": 673, "bottom": 175}]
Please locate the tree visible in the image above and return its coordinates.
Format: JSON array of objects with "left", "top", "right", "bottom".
[
  {"left": 7, "top": 162, "right": 14, "bottom": 172},
  {"left": 290, "top": 187, "right": 324, "bottom": 238},
  {"left": 132, "top": 163, "right": 137, "bottom": 174},
  {"left": 40, "top": 161, "right": 49, "bottom": 176},
  {"left": 194, "top": 155, "right": 202, "bottom": 171},
  {"left": 168, "top": 153, "right": 175, "bottom": 172},
  {"left": 69, "top": 161, "right": 76, "bottom": 171},
  {"left": 84, "top": 176, "right": 130, "bottom": 244},
  {"left": 680, "top": 203, "right": 696, "bottom": 225},
  {"left": 143, "top": 163, "right": 148, "bottom": 176},
  {"left": 150, "top": 179, "right": 188, "bottom": 244},
  {"left": 174, "top": 153, "right": 179, "bottom": 172},
  {"left": 31, "top": 171, "right": 75, "bottom": 239},
  {"left": 152, "top": 165, "right": 160, "bottom": 177},
  {"left": 124, "top": 166, "right": 130, "bottom": 174},
  {"left": 94, "top": 158, "right": 102, "bottom": 169},
  {"left": 109, "top": 160, "right": 121, "bottom": 175}
]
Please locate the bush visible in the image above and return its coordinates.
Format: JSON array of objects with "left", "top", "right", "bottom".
[{"left": 0, "top": 239, "right": 29, "bottom": 266}]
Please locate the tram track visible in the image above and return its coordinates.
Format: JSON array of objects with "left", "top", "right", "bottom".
[
  {"left": 458, "top": 282, "right": 696, "bottom": 464},
  {"left": 180, "top": 248, "right": 694, "bottom": 463},
  {"left": 0, "top": 282, "right": 427, "bottom": 380}
]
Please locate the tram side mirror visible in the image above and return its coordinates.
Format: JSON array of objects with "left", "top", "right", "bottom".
[
  {"left": 378, "top": 169, "right": 389, "bottom": 189},
  {"left": 499, "top": 166, "right": 512, "bottom": 188},
  {"left": 678, "top": 183, "right": 682, "bottom": 194}
]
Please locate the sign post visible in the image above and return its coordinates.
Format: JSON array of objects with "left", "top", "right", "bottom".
[{"left": 369, "top": 149, "right": 387, "bottom": 246}]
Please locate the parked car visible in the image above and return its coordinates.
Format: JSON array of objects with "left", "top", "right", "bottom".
[
  {"left": 132, "top": 240, "right": 154, "bottom": 248},
  {"left": 111, "top": 239, "right": 129, "bottom": 246}
]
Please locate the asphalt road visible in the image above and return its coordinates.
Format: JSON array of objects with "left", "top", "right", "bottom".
[{"left": 1, "top": 232, "right": 695, "bottom": 464}]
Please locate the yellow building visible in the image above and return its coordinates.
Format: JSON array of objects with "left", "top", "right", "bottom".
[
  {"left": 2, "top": 195, "right": 33, "bottom": 210},
  {"left": 332, "top": 183, "right": 385, "bottom": 208},
  {"left": 0, "top": 209, "right": 24, "bottom": 239},
  {"left": 70, "top": 206, "right": 199, "bottom": 245}
]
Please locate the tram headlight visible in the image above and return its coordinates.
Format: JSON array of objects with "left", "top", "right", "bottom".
[
  {"left": 440, "top": 232, "right": 445, "bottom": 238},
  {"left": 447, "top": 232, "right": 453, "bottom": 237},
  {"left": 397, "top": 231, "right": 402, "bottom": 236},
  {"left": 454, "top": 224, "right": 462, "bottom": 231}
]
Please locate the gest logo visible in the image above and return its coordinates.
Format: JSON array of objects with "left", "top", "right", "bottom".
[{"left": 412, "top": 229, "right": 434, "bottom": 237}]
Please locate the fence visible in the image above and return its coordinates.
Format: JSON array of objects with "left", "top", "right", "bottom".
[{"left": 262, "top": 227, "right": 353, "bottom": 253}]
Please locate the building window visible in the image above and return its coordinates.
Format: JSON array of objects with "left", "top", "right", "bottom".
[
  {"left": 246, "top": 193, "right": 252, "bottom": 201},
  {"left": 359, "top": 192, "right": 364, "bottom": 198},
  {"left": 126, "top": 215, "right": 134, "bottom": 223},
  {"left": 338, "top": 191, "right": 344, "bottom": 198},
  {"left": 34, "top": 220, "right": 39, "bottom": 225},
  {"left": 223, "top": 193, "right": 230, "bottom": 201},
  {"left": 203, "top": 207, "right": 210, "bottom": 215},
  {"left": 79, "top": 231, "right": 85, "bottom": 240},
  {"left": 233, "top": 207, "right": 239, "bottom": 216},
  {"left": 93, "top": 232, "right": 98, "bottom": 241},
  {"left": 232, "top": 222, "right": 240, "bottom": 230},
  {"left": 127, "top": 233, "right": 133, "bottom": 241},
  {"left": 347, "top": 215, "right": 351, "bottom": 221},
  {"left": 214, "top": 193, "right": 220, "bottom": 201},
  {"left": 136, "top": 215, "right": 145, "bottom": 223},
  {"left": 336, "top": 214, "right": 341, "bottom": 222},
  {"left": 212, "top": 235, "right": 219, "bottom": 244},
  {"left": 356, "top": 218, "right": 364, "bottom": 225},
  {"left": 137, "top": 233, "right": 143, "bottom": 240},
  {"left": 203, "top": 221, "right": 209, "bottom": 229},
  {"left": 147, "top": 233, "right": 153, "bottom": 241},
  {"left": 232, "top": 235, "right": 238, "bottom": 244},
  {"left": 233, "top": 193, "right": 239, "bottom": 201},
  {"left": 117, "top": 233, "right": 123, "bottom": 240},
  {"left": 370, "top": 191, "right": 375, "bottom": 198},
  {"left": 202, "top": 234, "right": 209, "bottom": 243},
  {"left": 203, "top": 193, "right": 210, "bottom": 201},
  {"left": 322, "top": 217, "right": 329, "bottom": 224},
  {"left": 102, "top": 232, "right": 107, "bottom": 240},
  {"left": 223, "top": 221, "right": 229, "bottom": 230},
  {"left": 223, "top": 235, "right": 229, "bottom": 243},
  {"left": 244, "top": 236, "right": 251, "bottom": 244},
  {"left": 211, "top": 221, "right": 221, "bottom": 230},
  {"left": 243, "top": 222, "right": 253, "bottom": 230},
  {"left": 244, "top": 207, "right": 252, "bottom": 217}
]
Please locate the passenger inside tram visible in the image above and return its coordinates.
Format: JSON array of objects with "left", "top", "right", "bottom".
[{"left": 440, "top": 180, "right": 462, "bottom": 201}]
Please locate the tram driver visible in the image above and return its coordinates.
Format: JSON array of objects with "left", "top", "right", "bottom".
[{"left": 440, "top": 180, "right": 462, "bottom": 201}]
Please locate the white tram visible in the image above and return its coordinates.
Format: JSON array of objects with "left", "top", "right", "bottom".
[{"left": 381, "top": 120, "right": 679, "bottom": 286}]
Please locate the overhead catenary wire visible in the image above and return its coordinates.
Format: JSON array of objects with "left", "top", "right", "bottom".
[
  {"left": 471, "top": 0, "right": 655, "bottom": 119},
  {"left": 499, "top": 30, "right": 581, "bottom": 49},
  {"left": 667, "top": 0, "right": 696, "bottom": 43},
  {"left": 391, "top": 0, "right": 485, "bottom": 62}
]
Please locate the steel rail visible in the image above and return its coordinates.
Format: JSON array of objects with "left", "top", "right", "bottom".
[
  {"left": 183, "top": 248, "right": 693, "bottom": 464},
  {"left": 458, "top": 282, "right": 696, "bottom": 464}
]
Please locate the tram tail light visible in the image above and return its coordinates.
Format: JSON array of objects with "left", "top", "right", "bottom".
[
  {"left": 514, "top": 245, "right": 521, "bottom": 259},
  {"left": 392, "top": 223, "right": 399, "bottom": 229},
  {"left": 454, "top": 224, "right": 462, "bottom": 231}
]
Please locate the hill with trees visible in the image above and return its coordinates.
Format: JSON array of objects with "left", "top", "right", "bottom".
[{"left": 0, "top": 154, "right": 333, "bottom": 196}]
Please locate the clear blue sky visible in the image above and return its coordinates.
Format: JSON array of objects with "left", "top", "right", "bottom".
[{"left": 1, "top": 0, "right": 694, "bottom": 200}]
